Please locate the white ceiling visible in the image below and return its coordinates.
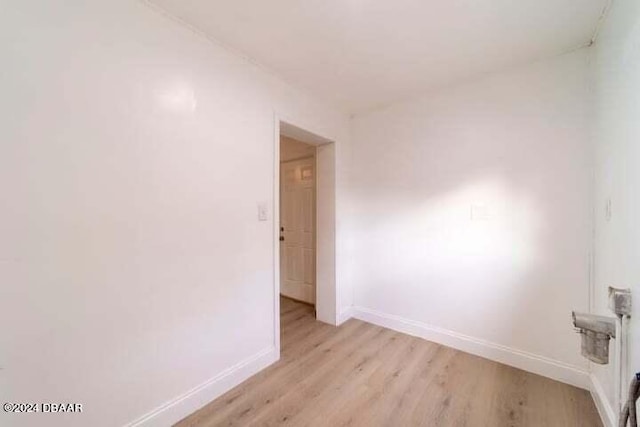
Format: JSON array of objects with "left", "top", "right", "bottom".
[{"left": 149, "top": 0, "right": 608, "bottom": 113}]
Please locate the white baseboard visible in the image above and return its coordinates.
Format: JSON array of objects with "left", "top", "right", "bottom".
[
  {"left": 125, "top": 346, "right": 278, "bottom": 427},
  {"left": 338, "top": 306, "right": 353, "bottom": 325},
  {"left": 351, "top": 306, "right": 590, "bottom": 390},
  {"left": 590, "top": 373, "right": 616, "bottom": 427}
]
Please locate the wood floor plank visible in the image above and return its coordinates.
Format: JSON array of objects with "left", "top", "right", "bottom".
[{"left": 176, "top": 298, "right": 603, "bottom": 427}]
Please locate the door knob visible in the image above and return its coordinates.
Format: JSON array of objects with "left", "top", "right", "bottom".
[{"left": 279, "top": 236, "right": 285, "bottom": 241}]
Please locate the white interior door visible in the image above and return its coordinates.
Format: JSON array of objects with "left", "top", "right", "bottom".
[{"left": 280, "top": 157, "right": 315, "bottom": 304}]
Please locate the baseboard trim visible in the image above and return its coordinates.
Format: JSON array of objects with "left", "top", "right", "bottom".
[
  {"left": 590, "top": 373, "right": 616, "bottom": 427},
  {"left": 351, "top": 306, "right": 589, "bottom": 390},
  {"left": 125, "top": 346, "right": 278, "bottom": 427},
  {"left": 338, "top": 306, "right": 353, "bottom": 325}
]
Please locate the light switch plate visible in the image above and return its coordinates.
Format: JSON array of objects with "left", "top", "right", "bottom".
[{"left": 258, "top": 202, "right": 268, "bottom": 221}]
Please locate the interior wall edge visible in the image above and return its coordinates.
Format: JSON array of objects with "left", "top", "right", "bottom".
[{"left": 337, "top": 307, "right": 354, "bottom": 326}]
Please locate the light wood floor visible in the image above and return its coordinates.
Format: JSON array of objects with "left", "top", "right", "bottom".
[{"left": 176, "top": 297, "right": 602, "bottom": 427}]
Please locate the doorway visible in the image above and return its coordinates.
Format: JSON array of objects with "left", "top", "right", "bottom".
[
  {"left": 279, "top": 137, "right": 317, "bottom": 306},
  {"left": 274, "top": 119, "right": 336, "bottom": 354}
]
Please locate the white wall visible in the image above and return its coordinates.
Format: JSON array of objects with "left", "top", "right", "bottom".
[
  {"left": 591, "top": 0, "right": 640, "bottom": 421},
  {"left": 0, "top": 1, "right": 350, "bottom": 426},
  {"left": 349, "top": 49, "right": 592, "bottom": 385}
]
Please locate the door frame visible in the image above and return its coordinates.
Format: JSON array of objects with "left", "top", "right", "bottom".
[{"left": 273, "top": 115, "right": 337, "bottom": 357}]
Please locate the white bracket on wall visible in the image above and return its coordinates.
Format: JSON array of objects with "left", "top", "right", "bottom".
[{"left": 609, "top": 287, "right": 632, "bottom": 317}]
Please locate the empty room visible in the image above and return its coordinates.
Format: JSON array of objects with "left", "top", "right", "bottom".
[{"left": 2, "top": 0, "right": 639, "bottom": 426}]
